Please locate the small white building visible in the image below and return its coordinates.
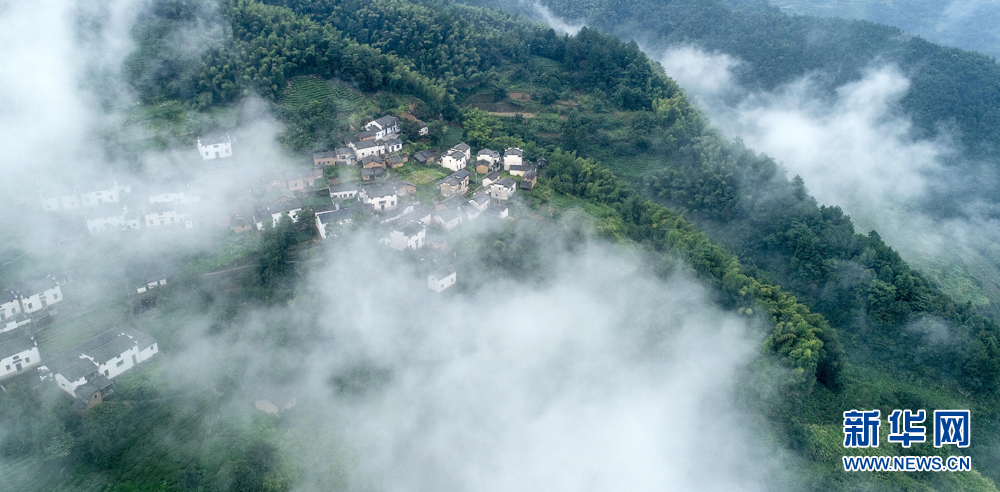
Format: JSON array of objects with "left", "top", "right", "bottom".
[
  {"left": 384, "top": 137, "right": 403, "bottom": 154},
  {"left": 440, "top": 142, "right": 472, "bottom": 172},
  {"left": 361, "top": 186, "right": 398, "bottom": 212},
  {"left": 469, "top": 193, "right": 490, "bottom": 212},
  {"left": 433, "top": 208, "right": 463, "bottom": 230},
  {"left": 0, "top": 334, "right": 40, "bottom": 380},
  {"left": 19, "top": 277, "right": 62, "bottom": 315},
  {"left": 389, "top": 221, "right": 426, "bottom": 250},
  {"left": 476, "top": 149, "right": 501, "bottom": 174},
  {"left": 482, "top": 171, "right": 501, "bottom": 188},
  {"left": 503, "top": 147, "right": 524, "bottom": 170},
  {"left": 365, "top": 115, "right": 400, "bottom": 140},
  {"left": 489, "top": 177, "right": 518, "bottom": 201},
  {"left": 198, "top": 134, "right": 233, "bottom": 160},
  {"left": 316, "top": 209, "right": 354, "bottom": 239},
  {"left": 350, "top": 140, "right": 385, "bottom": 159},
  {"left": 0, "top": 290, "right": 22, "bottom": 322},
  {"left": 51, "top": 329, "right": 158, "bottom": 398},
  {"left": 428, "top": 266, "right": 457, "bottom": 293},
  {"left": 148, "top": 191, "right": 200, "bottom": 205},
  {"left": 330, "top": 183, "right": 360, "bottom": 201},
  {"left": 440, "top": 149, "right": 468, "bottom": 172},
  {"left": 144, "top": 203, "right": 190, "bottom": 228}
]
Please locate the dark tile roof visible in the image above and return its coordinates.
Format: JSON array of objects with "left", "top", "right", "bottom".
[
  {"left": 0, "top": 289, "right": 18, "bottom": 305},
  {"left": 330, "top": 183, "right": 360, "bottom": 193},
  {"left": 504, "top": 147, "right": 523, "bottom": 156},
  {"left": 394, "top": 221, "right": 425, "bottom": 236},
  {"left": 477, "top": 149, "right": 499, "bottom": 158},
  {"left": 124, "top": 329, "right": 157, "bottom": 351},
  {"left": 483, "top": 171, "right": 500, "bottom": 181},
  {"left": 0, "top": 334, "right": 36, "bottom": 360},
  {"left": 435, "top": 208, "right": 463, "bottom": 222},
  {"left": 77, "top": 330, "right": 137, "bottom": 365},
  {"left": 21, "top": 277, "right": 58, "bottom": 295},
  {"left": 57, "top": 357, "right": 99, "bottom": 382},
  {"left": 384, "top": 138, "right": 402, "bottom": 147},
  {"left": 313, "top": 151, "right": 338, "bottom": 159},
  {"left": 439, "top": 195, "right": 467, "bottom": 210},
  {"left": 496, "top": 177, "right": 517, "bottom": 187},
  {"left": 353, "top": 140, "right": 382, "bottom": 150},
  {"left": 373, "top": 115, "right": 399, "bottom": 128},
  {"left": 453, "top": 143, "right": 470, "bottom": 153},
  {"left": 365, "top": 185, "right": 396, "bottom": 198},
  {"left": 317, "top": 209, "right": 354, "bottom": 225}
]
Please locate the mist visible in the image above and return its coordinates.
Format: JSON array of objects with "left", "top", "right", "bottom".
[
  {"left": 0, "top": 1, "right": 807, "bottom": 490},
  {"left": 161, "top": 227, "right": 796, "bottom": 492},
  {"left": 655, "top": 44, "right": 1000, "bottom": 312}
]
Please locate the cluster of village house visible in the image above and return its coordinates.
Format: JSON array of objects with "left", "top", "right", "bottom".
[
  {"left": 3, "top": 114, "right": 546, "bottom": 410},
  {"left": 0, "top": 276, "right": 160, "bottom": 411},
  {"left": 308, "top": 115, "right": 545, "bottom": 293}
]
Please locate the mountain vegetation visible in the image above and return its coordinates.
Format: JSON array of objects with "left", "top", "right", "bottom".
[{"left": 5, "top": 0, "right": 1000, "bottom": 490}]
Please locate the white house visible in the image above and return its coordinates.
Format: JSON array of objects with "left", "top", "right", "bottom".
[
  {"left": 256, "top": 200, "right": 303, "bottom": 230},
  {"left": 433, "top": 208, "right": 463, "bottom": 230},
  {"left": 144, "top": 203, "right": 190, "bottom": 228},
  {"left": 198, "top": 134, "right": 233, "bottom": 160},
  {"left": 440, "top": 142, "right": 472, "bottom": 172},
  {"left": 389, "top": 221, "right": 426, "bottom": 250},
  {"left": 19, "top": 277, "right": 62, "bottom": 315},
  {"left": 361, "top": 186, "right": 398, "bottom": 212},
  {"left": 51, "top": 329, "right": 158, "bottom": 399},
  {"left": 440, "top": 149, "right": 468, "bottom": 172},
  {"left": 80, "top": 187, "right": 120, "bottom": 208},
  {"left": 482, "top": 171, "right": 501, "bottom": 188},
  {"left": 508, "top": 164, "right": 532, "bottom": 177},
  {"left": 384, "top": 137, "right": 403, "bottom": 154},
  {"left": 149, "top": 191, "right": 200, "bottom": 205},
  {"left": 428, "top": 266, "right": 457, "bottom": 293},
  {"left": 469, "top": 193, "right": 490, "bottom": 212},
  {"left": 0, "top": 334, "right": 40, "bottom": 380},
  {"left": 503, "top": 147, "right": 524, "bottom": 170},
  {"left": 489, "top": 177, "right": 517, "bottom": 201},
  {"left": 476, "top": 149, "right": 501, "bottom": 174},
  {"left": 365, "top": 115, "right": 400, "bottom": 140},
  {"left": 436, "top": 169, "right": 471, "bottom": 197},
  {"left": 350, "top": 140, "right": 385, "bottom": 159},
  {"left": 330, "top": 183, "right": 360, "bottom": 201},
  {"left": 84, "top": 204, "right": 128, "bottom": 233},
  {"left": 0, "top": 290, "right": 21, "bottom": 322},
  {"left": 316, "top": 209, "right": 354, "bottom": 239}
]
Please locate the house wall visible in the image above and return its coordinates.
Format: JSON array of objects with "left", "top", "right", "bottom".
[
  {"left": 1, "top": 299, "right": 22, "bottom": 321},
  {"left": 428, "top": 273, "right": 457, "bottom": 292},
  {"left": 199, "top": 141, "right": 232, "bottom": 160},
  {"left": 503, "top": 155, "right": 522, "bottom": 170},
  {"left": 366, "top": 195, "right": 397, "bottom": 211},
  {"left": 0, "top": 346, "right": 40, "bottom": 379},
  {"left": 87, "top": 215, "right": 125, "bottom": 233},
  {"left": 80, "top": 189, "right": 120, "bottom": 207},
  {"left": 20, "top": 285, "right": 62, "bottom": 314},
  {"left": 441, "top": 155, "right": 466, "bottom": 172},
  {"left": 54, "top": 372, "right": 88, "bottom": 396},
  {"left": 390, "top": 229, "right": 425, "bottom": 250}
]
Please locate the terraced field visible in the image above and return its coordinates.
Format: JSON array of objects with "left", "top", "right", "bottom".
[{"left": 283, "top": 76, "right": 363, "bottom": 114}]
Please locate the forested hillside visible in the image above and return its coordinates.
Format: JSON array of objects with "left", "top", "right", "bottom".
[
  {"left": 772, "top": 0, "right": 1000, "bottom": 59},
  {"left": 7, "top": 0, "right": 1000, "bottom": 489},
  {"left": 465, "top": 0, "right": 1000, "bottom": 203}
]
